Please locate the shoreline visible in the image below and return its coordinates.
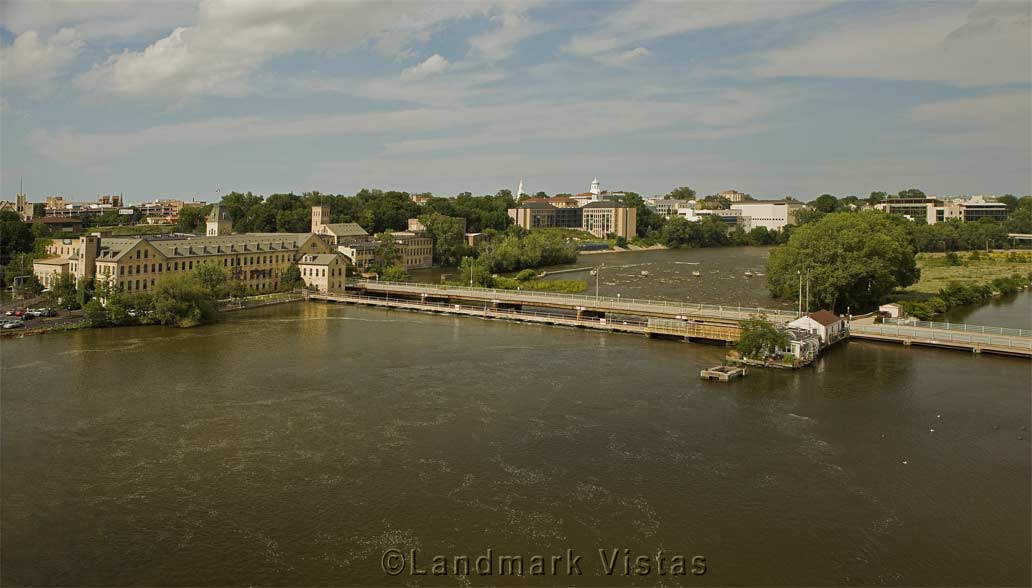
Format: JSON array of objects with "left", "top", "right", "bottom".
[{"left": 579, "top": 244, "right": 668, "bottom": 255}]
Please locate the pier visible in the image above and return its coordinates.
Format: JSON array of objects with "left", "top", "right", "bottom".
[{"left": 307, "top": 281, "right": 1032, "bottom": 358}]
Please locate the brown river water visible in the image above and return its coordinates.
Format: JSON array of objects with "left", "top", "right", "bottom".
[{"left": 2, "top": 247, "right": 1029, "bottom": 586}]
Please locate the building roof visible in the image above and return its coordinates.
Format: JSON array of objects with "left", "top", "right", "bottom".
[
  {"left": 879, "top": 302, "right": 903, "bottom": 308},
  {"left": 582, "top": 200, "right": 630, "bottom": 209},
  {"left": 517, "top": 201, "right": 557, "bottom": 210},
  {"left": 39, "top": 216, "right": 83, "bottom": 224},
  {"left": 783, "top": 327, "right": 821, "bottom": 343},
  {"left": 33, "top": 257, "right": 70, "bottom": 266},
  {"left": 206, "top": 205, "right": 229, "bottom": 222},
  {"left": 319, "top": 222, "right": 368, "bottom": 237},
  {"left": 807, "top": 310, "right": 842, "bottom": 326},
  {"left": 299, "top": 254, "right": 341, "bottom": 265}
]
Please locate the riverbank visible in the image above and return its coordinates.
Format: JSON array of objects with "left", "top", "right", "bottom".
[{"left": 580, "top": 243, "right": 668, "bottom": 255}]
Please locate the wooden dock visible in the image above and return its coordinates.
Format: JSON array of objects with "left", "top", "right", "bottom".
[{"left": 700, "top": 365, "right": 747, "bottom": 382}]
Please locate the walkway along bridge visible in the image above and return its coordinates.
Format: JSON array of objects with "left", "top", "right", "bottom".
[{"left": 306, "top": 280, "right": 1032, "bottom": 358}]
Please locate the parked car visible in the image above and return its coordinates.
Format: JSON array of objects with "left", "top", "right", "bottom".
[
  {"left": 4, "top": 310, "right": 14, "bottom": 316},
  {"left": 13, "top": 310, "right": 24, "bottom": 317},
  {"left": 20, "top": 313, "right": 35, "bottom": 321},
  {"left": 2, "top": 321, "right": 25, "bottom": 329}
]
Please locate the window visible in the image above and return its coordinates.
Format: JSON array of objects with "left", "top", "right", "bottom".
[
  {"left": 119, "top": 266, "right": 124, "bottom": 275},
  {"left": 189, "top": 261, "right": 193, "bottom": 270},
  {"left": 151, "top": 264, "right": 155, "bottom": 273},
  {"left": 144, "top": 250, "right": 148, "bottom": 259},
  {"left": 135, "top": 279, "right": 140, "bottom": 290},
  {"left": 136, "top": 250, "right": 141, "bottom": 259},
  {"left": 174, "top": 262, "right": 179, "bottom": 270}
]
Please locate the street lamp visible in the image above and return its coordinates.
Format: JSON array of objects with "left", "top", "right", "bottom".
[{"left": 595, "top": 263, "right": 605, "bottom": 300}]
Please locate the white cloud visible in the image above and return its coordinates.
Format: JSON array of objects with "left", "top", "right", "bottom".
[
  {"left": 0, "top": 28, "right": 83, "bottom": 92},
  {"left": 565, "top": 1, "right": 836, "bottom": 58},
  {"left": 75, "top": 1, "right": 504, "bottom": 100},
  {"left": 1, "top": 0, "right": 197, "bottom": 41},
  {"left": 468, "top": 8, "right": 548, "bottom": 61},
  {"left": 597, "top": 47, "right": 651, "bottom": 67},
  {"left": 401, "top": 54, "right": 450, "bottom": 79},
  {"left": 907, "top": 92, "right": 1032, "bottom": 148},
  {"left": 757, "top": 1, "right": 1031, "bottom": 86}
]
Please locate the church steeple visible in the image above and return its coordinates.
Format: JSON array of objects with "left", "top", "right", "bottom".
[{"left": 590, "top": 177, "right": 601, "bottom": 198}]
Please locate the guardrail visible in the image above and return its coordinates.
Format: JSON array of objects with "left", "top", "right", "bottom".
[
  {"left": 353, "top": 280, "right": 799, "bottom": 322},
  {"left": 850, "top": 324, "right": 1032, "bottom": 350},
  {"left": 880, "top": 317, "right": 1031, "bottom": 338}
]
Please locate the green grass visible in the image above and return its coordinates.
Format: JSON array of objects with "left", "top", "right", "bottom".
[
  {"left": 90, "top": 225, "right": 177, "bottom": 236},
  {"left": 903, "top": 251, "right": 1032, "bottom": 295}
]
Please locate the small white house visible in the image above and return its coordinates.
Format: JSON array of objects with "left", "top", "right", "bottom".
[
  {"left": 778, "top": 328, "right": 822, "bottom": 362},
  {"left": 878, "top": 303, "right": 903, "bottom": 318},
  {"left": 787, "top": 310, "right": 845, "bottom": 345}
]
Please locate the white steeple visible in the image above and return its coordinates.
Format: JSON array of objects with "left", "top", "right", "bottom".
[
  {"left": 590, "top": 177, "right": 601, "bottom": 198},
  {"left": 517, "top": 179, "right": 526, "bottom": 198}
]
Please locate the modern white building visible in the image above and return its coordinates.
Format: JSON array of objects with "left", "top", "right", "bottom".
[
  {"left": 729, "top": 201, "right": 803, "bottom": 231},
  {"left": 675, "top": 207, "right": 749, "bottom": 230}
]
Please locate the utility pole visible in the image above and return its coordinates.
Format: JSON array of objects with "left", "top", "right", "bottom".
[
  {"left": 595, "top": 264, "right": 603, "bottom": 300},
  {"left": 797, "top": 270, "right": 802, "bottom": 316},
  {"left": 469, "top": 258, "right": 474, "bottom": 287},
  {"left": 805, "top": 269, "right": 810, "bottom": 313}
]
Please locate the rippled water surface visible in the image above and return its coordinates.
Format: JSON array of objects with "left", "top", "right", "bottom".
[{"left": 2, "top": 249, "right": 1030, "bottom": 587}]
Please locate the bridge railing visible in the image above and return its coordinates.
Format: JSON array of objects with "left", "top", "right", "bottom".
[
  {"left": 850, "top": 323, "right": 1032, "bottom": 350},
  {"left": 353, "top": 280, "right": 800, "bottom": 322},
  {"left": 880, "top": 317, "right": 1031, "bottom": 338}
]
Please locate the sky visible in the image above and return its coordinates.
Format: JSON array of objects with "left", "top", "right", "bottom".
[{"left": 1, "top": 0, "right": 1029, "bottom": 204}]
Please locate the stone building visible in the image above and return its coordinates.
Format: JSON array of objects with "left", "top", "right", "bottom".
[{"left": 298, "top": 253, "right": 347, "bottom": 293}]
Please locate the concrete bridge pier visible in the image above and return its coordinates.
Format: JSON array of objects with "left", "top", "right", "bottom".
[{"left": 576, "top": 308, "right": 606, "bottom": 320}]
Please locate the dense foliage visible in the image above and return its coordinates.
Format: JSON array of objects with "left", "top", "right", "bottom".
[
  {"left": 767, "top": 212, "right": 920, "bottom": 313},
  {"left": 736, "top": 315, "right": 790, "bottom": 360},
  {"left": 899, "top": 273, "right": 1030, "bottom": 320},
  {"left": 476, "top": 228, "right": 579, "bottom": 273}
]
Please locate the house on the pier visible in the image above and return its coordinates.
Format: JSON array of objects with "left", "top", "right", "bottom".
[
  {"left": 777, "top": 328, "right": 822, "bottom": 363},
  {"left": 788, "top": 310, "right": 846, "bottom": 345}
]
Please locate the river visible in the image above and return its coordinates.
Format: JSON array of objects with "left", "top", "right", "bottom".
[{"left": 2, "top": 248, "right": 1029, "bottom": 586}]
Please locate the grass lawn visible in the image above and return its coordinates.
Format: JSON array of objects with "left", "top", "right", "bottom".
[
  {"left": 91, "top": 224, "right": 177, "bottom": 236},
  {"left": 900, "top": 251, "right": 1032, "bottom": 298}
]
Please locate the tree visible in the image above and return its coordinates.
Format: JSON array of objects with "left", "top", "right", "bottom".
[
  {"left": 997, "top": 194, "right": 1019, "bottom": 212},
  {"left": 194, "top": 260, "right": 231, "bottom": 298},
  {"left": 381, "top": 264, "right": 409, "bottom": 282},
  {"left": 281, "top": 264, "right": 303, "bottom": 290},
  {"left": 737, "top": 315, "right": 790, "bottom": 360},
  {"left": 867, "top": 191, "right": 889, "bottom": 206},
  {"left": 0, "top": 210, "right": 34, "bottom": 265},
  {"left": 615, "top": 192, "right": 664, "bottom": 236},
  {"left": 421, "top": 212, "right": 471, "bottom": 266},
  {"left": 812, "top": 194, "right": 841, "bottom": 214},
  {"left": 176, "top": 206, "right": 210, "bottom": 233},
  {"left": 3, "top": 252, "right": 37, "bottom": 288},
  {"left": 766, "top": 211, "right": 919, "bottom": 313},
  {"left": 456, "top": 256, "right": 494, "bottom": 287},
  {"left": 374, "top": 231, "right": 401, "bottom": 269},
  {"left": 897, "top": 188, "right": 926, "bottom": 199},
  {"left": 667, "top": 186, "right": 697, "bottom": 200},
  {"left": 47, "top": 273, "right": 81, "bottom": 310},
  {"left": 151, "top": 274, "right": 217, "bottom": 328},
  {"left": 13, "top": 274, "right": 43, "bottom": 299}
]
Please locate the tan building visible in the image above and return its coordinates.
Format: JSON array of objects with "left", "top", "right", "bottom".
[
  {"left": 310, "top": 206, "right": 371, "bottom": 244},
  {"left": 298, "top": 253, "right": 347, "bottom": 293},
  {"left": 390, "top": 231, "right": 434, "bottom": 270},
  {"left": 206, "top": 205, "right": 232, "bottom": 236},
  {"left": 719, "top": 190, "right": 748, "bottom": 203},
  {"left": 466, "top": 232, "right": 490, "bottom": 248},
  {"left": 36, "top": 232, "right": 334, "bottom": 295},
  {"left": 581, "top": 201, "right": 637, "bottom": 239}
]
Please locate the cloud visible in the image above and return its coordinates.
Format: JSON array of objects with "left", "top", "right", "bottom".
[
  {"left": 468, "top": 8, "right": 548, "bottom": 61},
  {"left": 907, "top": 92, "right": 1032, "bottom": 148},
  {"left": 1, "top": 0, "right": 197, "bottom": 41},
  {"left": 757, "top": 1, "right": 1031, "bottom": 86},
  {"left": 597, "top": 47, "right": 651, "bottom": 67},
  {"left": 0, "top": 28, "right": 83, "bottom": 92},
  {"left": 565, "top": 1, "right": 836, "bottom": 58},
  {"left": 401, "top": 54, "right": 450, "bottom": 79},
  {"left": 74, "top": 1, "right": 503, "bottom": 100}
]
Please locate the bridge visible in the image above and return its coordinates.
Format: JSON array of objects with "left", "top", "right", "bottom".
[
  {"left": 305, "top": 281, "right": 1032, "bottom": 358},
  {"left": 850, "top": 319, "right": 1032, "bottom": 357}
]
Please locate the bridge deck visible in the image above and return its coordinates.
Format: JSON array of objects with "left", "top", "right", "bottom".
[
  {"left": 311, "top": 293, "right": 742, "bottom": 342},
  {"left": 351, "top": 280, "right": 797, "bottom": 324},
  {"left": 849, "top": 324, "right": 1032, "bottom": 357}
]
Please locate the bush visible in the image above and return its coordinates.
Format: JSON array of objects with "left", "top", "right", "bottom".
[{"left": 944, "top": 251, "right": 962, "bottom": 266}]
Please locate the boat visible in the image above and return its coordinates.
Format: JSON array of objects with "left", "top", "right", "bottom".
[
  {"left": 640, "top": 270, "right": 650, "bottom": 276},
  {"left": 589, "top": 270, "right": 597, "bottom": 276},
  {"left": 744, "top": 271, "right": 753, "bottom": 277},
  {"left": 692, "top": 271, "right": 701, "bottom": 277}
]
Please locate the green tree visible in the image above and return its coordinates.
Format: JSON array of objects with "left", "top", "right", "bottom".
[
  {"left": 281, "top": 264, "right": 303, "bottom": 290},
  {"left": 176, "top": 205, "right": 210, "bottom": 233},
  {"left": 421, "top": 212, "right": 471, "bottom": 266},
  {"left": 667, "top": 186, "right": 697, "bottom": 200},
  {"left": 13, "top": 274, "right": 43, "bottom": 299},
  {"left": 867, "top": 191, "right": 889, "bottom": 206},
  {"left": 151, "top": 274, "right": 217, "bottom": 328},
  {"left": 194, "top": 260, "right": 231, "bottom": 298},
  {"left": 766, "top": 211, "right": 919, "bottom": 313},
  {"left": 456, "top": 256, "right": 494, "bottom": 287},
  {"left": 0, "top": 210, "right": 34, "bottom": 265},
  {"left": 897, "top": 188, "right": 926, "bottom": 199},
  {"left": 812, "top": 194, "right": 841, "bottom": 213},
  {"left": 48, "top": 273, "right": 81, "bottom": 310},
  {"left": 381, "top": 264, "right": 409, "bottom": 282},
  {"left": 736, "top": 315, "right": 790, "bottom": 360}
]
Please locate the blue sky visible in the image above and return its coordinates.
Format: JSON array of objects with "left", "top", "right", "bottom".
[{"left": 1, "top": 0, "right": 1029, "bottom": 204}]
